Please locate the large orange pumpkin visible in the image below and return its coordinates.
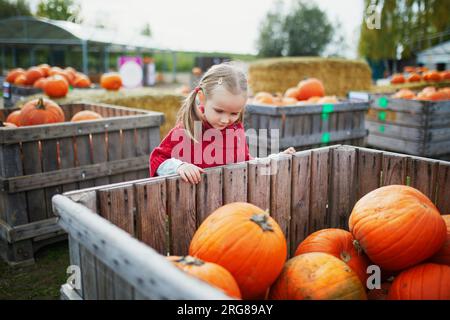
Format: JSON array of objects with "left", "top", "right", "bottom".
[
  {"left": 19, "top": 98, "right": 65, "bottom": 126},
  {"left": 423, "top": 71, "right": 442, "bottom": 82},
  {"left": 406, "top": 73, "right": 421, "bottom": 82},
  {"left": 6, "top": 68, "right": 25, "bottom": 83},
  {"left": 73, "top": 73, "right": 91, "bottom": 88},
  {"left": 6, "top": 110, "right": 22, "bottom": 126},
  {"left": 100, "top": 72, "right": 122, "bottom": 91},
  {"left": 349, "top": 185, "right": 447, "bottom": 271},
  {"left": 269, "top": 252, "right": 367, "bottom": 300},
  {"left": 14, "top": 74, "right": 27, "bottom": 86},
  {"left": 430, "top": 215, "right": 450, "bottom": 265},
  {"left": 294, "top": 228, "right": 370, "bottom": 284},
  {"left": 387, "top": 263, "right": 450, "bottom": 300},
  {"left": 71, "top": 110, "right": 103, "bottom": 122},
  {"left": 25, "top": 67, "right": 44, "bottom": 85},
  {"left": 167, "top": 256, "right": 241, "bottom": 299},
  {"left": 44, "top": 75, "right": 69, "bottom": 98},
  {"left": 297, "top": 78, "right": 325, "bottom": 101},
  {"left": 390, "top": 74, "right": 405, "bottom": 84},
  {"left": 189, "top": 202, "right": 287, "bottom": 300}
]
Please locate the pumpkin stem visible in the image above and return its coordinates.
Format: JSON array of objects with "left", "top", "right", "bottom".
[
  {"left": 353, "top": 239, "right": 364, "bottom": 255},
  {"left": 340, "top": 251, "right": 351, "bottom": 263},
  {"left": 36, "top": 97, "right": 46, "bottom": 110},
  {"left": 177, "top": 256, "right": 205, "bottom": 266},
  {"left": 250, "top": 213, "right": 274, "bottom": 232}
]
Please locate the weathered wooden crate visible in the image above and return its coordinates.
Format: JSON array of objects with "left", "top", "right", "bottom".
[
  {"left": 244, "top": 101, "right": 368, "bottom": 156},
  {"left": 0, "top": 102, "right": 164, "bottom": 266},
  {"left": 2, "top": 83, "right": 43, "bottom": 108},
  {"left": 349, "top": 91, "right": 450, "bottom": 159},
  {"left": 52, "top": 145, "right": 450, "bottom": 300}
]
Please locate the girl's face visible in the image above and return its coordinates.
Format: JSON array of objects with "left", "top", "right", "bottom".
[{"left": 198, "top": 87, "right": 246, "bottom": 130}]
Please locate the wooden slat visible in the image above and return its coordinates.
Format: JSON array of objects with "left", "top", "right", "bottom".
[
  {"left": 223, "top": 163, "right": 248, "bottom": 203},
  {"left": 59, "top": 137, "right": 79, "bottom": 193},
  {"left": 95, "top": 258, "right": 115, "bottom": 299},
  {"left": 436, "top": 162, "right": 450, "bottom": 214},
  {"left": 290, "top": 150, "right": 311, "bottom": 256},
  {"left": 329, "top": 146, "right": 357, "bottom": 230},
  {"left": 247, "top": 159, "right": 271, "bottom": 210},
  {"left": 122, "top": 129, "right": 138, "bottom": 181},
  {"left": 167, "top": 177, "right": 196, "bottom": 256},
  {"left": 98, "top": 185, "right": 135, "bottom": 235},
  {"left": 79, "top": 245, "right": 98, "bottom": 300},
  {"left": 135, "top": 179, "right": 168, "bottom": 254},
  {"left": 107, "top": 131, "right": 123, "bottom": 183},
  {"left": 76, "top": 135, "right": 94, "bottom": 189},
  {"left": 68, "top": 235, "right": 83, "bottom": 298},
  {"left": 407, "top": 156, "right": 439, "bottom": 200},
  {"left": 357, "top": 148, "right": 382, "bottom": 199},
  {"left": 382, "top": 152, "right": 408, "bottom": 185},
  {"left": 41, "top": 139, "right": 61, "bottom": 218},
  {"left": 196, "top": 168, "right": 223, "bottom": 226},
  {"left": 91, "top": 133, "right": 109, "bottom": 187},
  {"left": 113, "top": 275, "right": 135, "bottom": 300}
]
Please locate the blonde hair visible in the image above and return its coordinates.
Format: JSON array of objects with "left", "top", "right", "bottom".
[{"left": 177, "top": 62, "right": 248, "bottom": 142}]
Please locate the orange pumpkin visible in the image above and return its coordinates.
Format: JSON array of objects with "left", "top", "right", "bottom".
[
  {"left": 73, "top": 73, "right": 91, "bottom": 88},
  {"left": 189, "top": 202, "right": 287, "bottom": 300},
  {"left": 387, "top": 263, "right": 450, "bottom": 300},
  {"left": 430, "top": 215, "right": 450, "bottom": 265},
  {"left": 100, "top": 72, "right": 122, "bottom": 91},
  {"left": 254, "top": 92, "right": 274, "bottom": 105},
  {"left": 367, "top": 282, "right": 392, "bottom": 300},
  {"left": 392, "top": 89, "right": 416, "bottom": 99},
  {"left": 14, "top": 74, "right": 27, "bottom": 86},
  {"left": 423, "top": 70, "right": 442, "bottom": 82},
  {"left": 297, "top": 78, "right": 325, "bottom": 101},
  {"left": 5, "top": 110, "right": 21, "bottom": 126},
  {"left": 33, "top": 77, "right": 47, "bottom": 90},
  {"left": 71, "top": 110, "right": 103, "bottom": 122},
  {"left": 427, "top": 90, "right": 448, "bottom": 101},
  {"left": 281, "top": 97, "right": 298, "bottom": 106},
  {"left": 294, "top": 228, "right": 370, "bottom": 284},
  {"left": 6, "top": 68, "right": 25, "bottom": 83},
  {"left": 284, "top": 87, "right": 299, "bottom": 99},
  {"left": 19, "top": 98, "right": 65, "bottom": 126},
  {"left": 390, "top": 74, "right": 405, "bottom": 84},
  {"left": 407, "top": 73, "right": 421, "bottom": 82},
  {"left": 49, "top": 67, "right": 72, "bottom": 83},
  {"left": 167, "top": 256, "right": 241, "bottom": 299},
  {"left": 269, "top": 252, "right": 367, "bottom": 300},
  {"left": 25, "top": 67, "right": 45, "bottom": 85},
  {"left": 44, "top": 75, "right": 69, "bottom": 98},
  {"left": 349, "top": 185, "right": 447, "bottom": 271},
  {"left": 403, "top": 66, "right": 416, "bottom": 73},
  {"left": 441, "top": 71, "right": 450, "bottom": 81},
  {"left": 37, "top": 64, "right": 51, "bottom": 77}
]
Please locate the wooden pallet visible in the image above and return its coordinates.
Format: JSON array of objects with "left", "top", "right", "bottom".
[
  {"left": 0, "top": 102, "right": 164, "bottom": 266},
  {"left": 244, "top": 101, "right": 369, "bottom": 156},
  {"left": 52, "top": 145, "right": 450, "bottom": 300}
]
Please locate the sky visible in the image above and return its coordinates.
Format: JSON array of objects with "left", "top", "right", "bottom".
[{"left": 29, "top": 0, "right": 365, "bottom": 58}]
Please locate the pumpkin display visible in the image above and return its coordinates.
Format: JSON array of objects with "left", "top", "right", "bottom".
[
  {"left": 5, "top": 110, "right": 22, "bottom": 126},
  {"left": 37, "top": 64, "right": 51, "bottom": 77},
  {"left": 297, "top": 78, "right": 325, "bottom": 101},
  {"left": 349, "top": 185, "right": 447, "bottom": 271},
  {"left": 6, "top": 68, "right": 25, "bottom": 83},
  {"left": 19, "top": 98, "right": 65, "bottom": 126},
  {"left": 387, "top": 263, "right": 450, "bottom": 300},
  {"left": 24, "top": 67, "right": 44, "bottom": 85},
  {"left": 100, "top": 72, "right": 122, "bottom": 91},
  {"left": 294, "top": 228, "right": 370, "bottom": 284},
  {"left": 441, "top": 70, "right": 450, "bottom": 81},
  {"left": 392, "top": 89, "right": 416, "bottom": 99},
  {"left": 423, "top": 70, "right": 442, "bottom": 82},
  {"left": 406, "top": 73, "right": 421, "bottom": 82},
  {"left": 367, "top": 282, "right": 392, "bottom": 300},
  {"left": 71, "top": 110, "right": 103, "bottom": 122},
  {"left": 189, "top": 202, "right": 287, "bottom": 300},
  {"left": 430, "top": 215, "right": 450, "bottom": 265},
  {"left": 44, "top": 75, "right": 69, "bottom": 98},
  {"left": 72, "top": 73, "right": 91, "bottom": 88},
  {"left": 390, "top": 74, "right": 405, "bottom": 84},
  {"left": 284, "top": 87, "right": 300, "bottom": 99},
  {"left": 254, "top": 92, "right": 274, "bottom": 105},
  {"left": 269, "top": 252, "right": 367, "bottom": 300},
  {"left": 167, "top": 256, "right": 241, "bottom": 299},
  {"left": 33, "top": 77, "right": 47, "bottom": 90},
  {"left": 14, "top": 74, "right": 27, "bottom": 86}
]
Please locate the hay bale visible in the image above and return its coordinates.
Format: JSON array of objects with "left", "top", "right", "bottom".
[{"left": 248, "top": 57, "right": 372, "bottom": 97}]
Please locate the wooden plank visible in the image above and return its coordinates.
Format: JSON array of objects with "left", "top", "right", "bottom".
[
  {"left": 223, "top": 163, "right": 248, "bottom": 203},
  {"left": 247, "top": 159, "right": 271, "bottom": 210},
  {"left": 290, "top": 150, "right": 311, "bottom": 256},
  {"left": 113, "top": 274, "right": 134, "bottom": 300},
  {"left": 76, "top": 135, "right": 94, "bottom": 189},
  {"left": 95, "top": 258, "right": 116, "bottom": 300},
  {"left": 59, "top": 137, "right": 78, "bottom": 193},
  {"left": 356, "top": 148, "right": 382, "bottom": 199},
  {"left": 122, "top": 129, "right": 138, "bottom": 181},
  {"left": 196, "top": 168, "right": 223, "bottom": 226},
  {"left": 135, "top": 128, "right": 150, "bottom": 157},
  {"left": 68, "top": 234, "right": 83, "bottom": 298},
  {"left": 107, "top": 131, "right": 123, "bottom": 183},
  {"left": 98, "top": 185, "right": 135, "bottom": 235},
  {"left": 41, "top": 139, "right": 61, "bottom": 218},
  {"left": 245, "top": 101, "right": 368, "bottom": 116},
  {"left": 382, "top": 152, "right": 408, "bottom": 186},
  {"left": 167, "top": 177, "right": 196, "bottom": 256},
  {"left": 91, "top": 132, "right": 109, "bottom": 187},
  {"left": 436, "top": 162, "right": 450, "bottom": 214},
  {"left": 309, "top": 147, "right": 331, "bottom": 233},
  {"left": 79, "top": 245, "right": 98, "bottom": 300},
  {"left": 329, "top": 146, "right": 357, "bottom": 230},
  {"left": 135, "top": 179, "right": 168, "bottom": 254},
  {"left": 368, "top": 133, "right": 422, "bottom": 156},
  {"left": 366, "top": 120, "right": 425, "bottom": 141},
  {"left": 407, "top": 156, "right": 439, "bottom": 200}
]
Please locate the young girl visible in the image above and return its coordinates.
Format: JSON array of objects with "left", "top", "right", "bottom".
[{"left": 149, "top": 63, "right": 295, "bottom": 184}]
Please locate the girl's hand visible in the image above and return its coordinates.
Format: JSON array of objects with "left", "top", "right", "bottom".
[
  {"left": 177, "top": 163, "right": 205, "bottom": 184},
  {"left": 282, "top": 147, "right": 296, "bottom": 155}
]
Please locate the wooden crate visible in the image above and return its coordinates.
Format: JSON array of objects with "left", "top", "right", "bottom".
[
  {"left": 52, "top": 145, "right": 450, "bottom": 300},
  {"left": 349, "top": 91, "right": 450, "bottom": 159},
  {"left": 244, "top": 101, "right": 368, "bottom": 156},
  {"left": 2, "top": 84, "right": 43, "bottom": 108},
  {"left": 0, "top": 102, "right": 164, "bottom": 266}
]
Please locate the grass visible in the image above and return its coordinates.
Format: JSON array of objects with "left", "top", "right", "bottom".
[{"left": 0, "top": 241, "right": 70, "bottom": 300}]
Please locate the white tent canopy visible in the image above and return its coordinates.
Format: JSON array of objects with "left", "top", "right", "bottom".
[{"left": 417, "top": 40, "right": 450, "bottom": 66}]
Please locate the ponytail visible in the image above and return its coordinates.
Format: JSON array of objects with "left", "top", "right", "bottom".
[{"left": 177, "top": 88, "right": 202, "bottom": 143}]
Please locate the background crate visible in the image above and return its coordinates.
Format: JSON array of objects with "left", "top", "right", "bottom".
[
  {"left": 0, "top": 102, "right": 164, "bottom": 266},
  {"left": 52, "top": 145, "right": 450, "bottom": 300},
  {"left": 244, "top": 101, "right": 369, "bottom": 156},
  {"left": 3, "top": 84, "right": 42, "bottom": 108}
]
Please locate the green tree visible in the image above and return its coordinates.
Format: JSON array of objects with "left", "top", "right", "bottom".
[
  {"left": 0, "top": 0, "right": 32, "bottom": 19},
  {"left": 141, "top": 23, "right": 152, "bottom": 37},
  {"left": 256, "top": 0, "right": 286, "bottom": 57},
  {"left": 36, "top": 0, "right": 82, "bottom": 23}
]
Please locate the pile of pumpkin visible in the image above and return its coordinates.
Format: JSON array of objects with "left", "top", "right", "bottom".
[
  {"left": 251, "top": 78, "right": 339, "bottom": 107},
  {"left": 1, "top": 97, "right": 103, "bottom": 128},
  {"left": 392, "top": 86, "right": 450, "bottom": 101},
  {"left": 390, "top": 68, "right": 450, "bottom": 84},
  {"left": 166, "top": 185, "right": 450, "bottom": 300}
]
